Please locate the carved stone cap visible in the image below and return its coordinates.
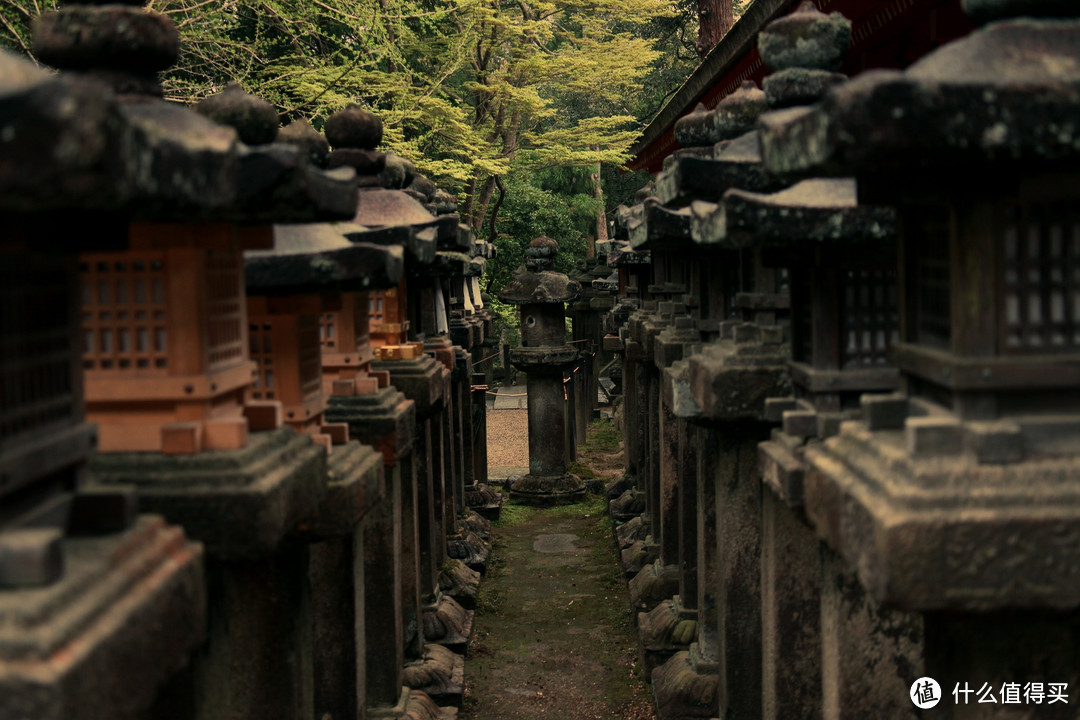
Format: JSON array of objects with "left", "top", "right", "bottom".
[
  {"left": 758, "top": 0, "right": 850, "bottom": 72},
  {"left": 672, "top": 81, "right": 767, "bottom": 147},
  {"left": 278, "top": 119, "right": 330, "bottom": 168},
  {"left": 194, "top": 82, "right": 279, "bottom": 146},
  {"left": 525, "top": 236, "right": 558, "bottom": 272},
  {"left": 325, "top": 104, "right": 382, "bottom": 150}
]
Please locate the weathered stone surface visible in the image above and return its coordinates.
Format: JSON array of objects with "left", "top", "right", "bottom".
[
  {"left": 403, "top": 642, "right": 465, "bottom": 705},
  {"left": 629, "top": 201, "right": 694, "bottom": 251},
  {"left": 446, "top": 527, "right": 490, "bottom": 573},
  {"left": 438, "top": 558, "right": 480, "bottom": 610},
  {"left": 327, "top": 387, "right": 416, "bottom": 464},
  {"left": 0, "top": 53, "right": 246, "bottom": 217},
  {"left": 722, "top": 178, "right": 894, "bottom": 247},
  {"left": 610, "top": 488, "right": 646, "bottom": 521},
  {"left": 763, "top": 67, "right": 847, "bottom": 109},
  {"left": 508, "top": 472, "right": 585, "bottom": 505},
  {"left": 231, "top": 141, "right": 358, "bottom": 221},
  {"left": 433, "top": 188, "right": 457, "bottom": 214},
  {"left": 0, "top": 518, "right": 205, "bottom": 720},
  {"left": 671, "top": 81, "right": 767, "bottom": 147},
  {"left": 325, "top": 103, "right": 382, "bottom": 150},
  {"left": 422, "top": 594, "right": 474, "bottom": 653},
  {"left": 757, "top": 0, "right": 851, "bottom": 72},
  {"left": 639, "top": 598, "right": 697, "bottom": 674},
  {"left": 194, "top": 82, "right": 278, "bottom": 146},
  {"left": 651, "top": 649, "right": 719, "bottom": 719},
  {"left": 628, "top": 560, "right": 681, "bottom": 614},
  {"left": 278, "top": 118, "right": 331, "bottom": 168},
  {"left": 353, "top": 186, "right": 440, "bottom": 230},
  {"left": 303, "top": 440, "right": 384, "bottom": 538},
  {"left": 33, "top": 5, "right": 179, "bottom": 73},
  {"left": 654, "top": 130, "right": 787, "bottom": 207},
  {"left": 688, "top": 338, "right": 791, "bottom": 422},
  {"left": 616, "top": 514, "right": 649, "bottom": 548},
  {"left": 87, "top": 428, "right": 326, "bottom": 558},
  {"left": 761, "top": 488, "right": 822, "bottom": 720},
  {"left": 805, "top": 418, "right": 1080, "bottom": 609},
  {"left": 464, "top": 482, "right": 502, "bottom": 521},
  {"left": 759, "top": 19, "right": 1080, "bottom": 177},
  {"left": 247, "top": 226, "right": 403, "bottom": 294},
  {"left": 379, "top": 151, "right": 416, "bottom": 189}
]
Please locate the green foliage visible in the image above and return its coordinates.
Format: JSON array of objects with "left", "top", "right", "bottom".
[
  {"left": 485, "top": 295, "right": 520, "bottom": 348},
  {"left": 0, "top": 0, "right": 702, "bottom": 285}
]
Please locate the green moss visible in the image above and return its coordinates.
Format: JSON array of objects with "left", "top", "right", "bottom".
[
  {"left": 567, "top": 461, "right": 596, "bottom": 479},
  {"left": 584, "top": 418, "right": 621, "bottom": 454}
]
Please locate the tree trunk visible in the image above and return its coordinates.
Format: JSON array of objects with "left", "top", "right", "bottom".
[
  {"left": 472, "top": 176, "right": 497, "bottom": 232},
  {"left": 696, "top": 0, "right": 733, "bottom": 57},
  {"left": 462, "top": 173, "right": 479, "bottom": 228},
  {"left": 590, "top": 156, "right": 607, "bottom": 259}
]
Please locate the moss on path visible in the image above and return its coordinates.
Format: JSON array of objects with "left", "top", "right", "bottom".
[{"left": 462, "top": 492, "right": 655, "bottom": 720}]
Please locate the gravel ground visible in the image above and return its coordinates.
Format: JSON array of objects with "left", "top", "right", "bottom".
[{"left": 487, "top": 408, "right": 530, "bottom": 469}]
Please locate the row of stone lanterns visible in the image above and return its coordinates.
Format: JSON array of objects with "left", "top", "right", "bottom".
[
  {"left": 598, "top": 0, "right": 1080, "bottom": 718},
  {"left": 0, "top": 0, "right": 495, "bottom": 716}
]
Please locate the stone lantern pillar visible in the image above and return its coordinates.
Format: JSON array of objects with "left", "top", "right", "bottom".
[{"left": 499, "top": 237, "right": 585, "bottom": 504}]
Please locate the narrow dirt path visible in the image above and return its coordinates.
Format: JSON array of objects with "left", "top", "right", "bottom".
[{"left": 464, "top": 421, "right": 655, "bottom": 720}]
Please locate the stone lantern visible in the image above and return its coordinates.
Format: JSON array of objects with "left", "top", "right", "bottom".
[
  {"left": 0, "top": 50, "right": 205, "bottom": 720},
  {"left": 499, "top": 237, "right": 585, "bottom": 504},
  {"left": 759, "top": 0, "right": 1080, "bottom": 714}
]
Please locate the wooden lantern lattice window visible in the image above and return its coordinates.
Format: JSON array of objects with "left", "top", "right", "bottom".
[
  {"left": 1001, "top": 202, "right": 1080, "bottom": 353},
  {"left": 1, "top": 258, "right": 76, "bottom": 444},
  {"left": 368, "top": 292, "right": 386, "bottom": 324},
  {"left": 205, "top": 250, "right": 245, "bottom": 372},
  {"left": 320, "top": 313, "right": 337, "bottom": 349},
  {"left": 297, "top": 314, "right": 322, "bottom": 404},
  {"left": 81, "top": 254, "right": 168, "bottom": 372},
  {"left": 911, "top": 207, "right": 952, "bottom": 350},
  {"left": 841, "top": 270, "right": 898, "bottom": 367},
  {"left": 249, "top": 323, "right": 274, "bottom": 400}
]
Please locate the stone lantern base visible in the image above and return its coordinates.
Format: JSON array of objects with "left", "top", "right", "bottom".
[{"left": 508, "top": 472, "right": 585, "bottom": 506}]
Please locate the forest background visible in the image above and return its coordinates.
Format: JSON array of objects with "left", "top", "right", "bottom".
[{"left": 1, "top": 0, "right": 748, "bottom": 332}]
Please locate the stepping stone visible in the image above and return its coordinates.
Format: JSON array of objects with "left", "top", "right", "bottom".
[{"left": 533, "top": 533, "right": 579, "bottom": 553}]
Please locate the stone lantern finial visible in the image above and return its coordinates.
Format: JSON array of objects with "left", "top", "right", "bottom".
[
  {"left": 194, "top": 82, "right": 280, "bottom": 145},
  {"left": 326, "top": 104, "right": 386, "bottom": 181},
  {"left": 672, "top": 81, "right": 767, "bottom": 148},
  {"left": 525, "top": 235, "right": 558, "bottom": 272},
  {"left": 32, "top": 0, "right": 180, "bottom": 96},
  {"left": 758, "top": 0, "right": 851, "bottom": 108},
  {"left": 278, "top": 118, "right": 332, "bottom": 169}
]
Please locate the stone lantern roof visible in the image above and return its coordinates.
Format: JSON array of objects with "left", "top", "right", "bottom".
[
  {"left": 497, "top": 237, "right": 582, "bottom": 305},
  {"left": 716, "top": 178, "right": 895, "bottom": 248},
  {"left": 245, "top": 223, "right": 404, "bottom": 295}
]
